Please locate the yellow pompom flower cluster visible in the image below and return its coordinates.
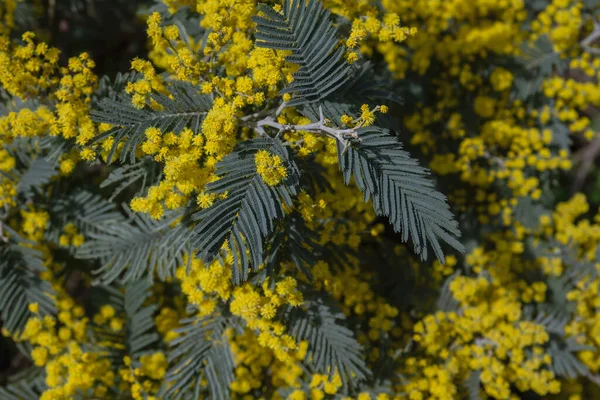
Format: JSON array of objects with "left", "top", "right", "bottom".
[
  {"left": 160, "top": 0, "right": 196, "bottom": 14},
  {"left": 20, "top": 209, "right": 49, "bottom": 241},
  {"left": 0, "top": 178, "right": 16, "bottom": 208},
  {"left": 408, "top": 277, "right": 560, "bottom": 400},
  {"left": 154, "top": 307, "right": 181, "bottom": 342},
  {"left": 126, "top": 58, "right": 167, "bottom": 109},
  {"left": 202, "top": 97, "right": 240, "bottom": 157},
  {"left": 311, "top": 260, "right": 401, "bottom": 356},
  {"left": 58, "top": 223, "right": 84, "bottom": 248},
  {"left": 0, "top": 30, "right": 100, "bottom": 183},
  {"left": 52, "top": 52, "right": 98, "bottom": 148},
  {"left": 119, "top": 352, "right": 167, "bottom": 400},
  {"left": 131, "top": 126, "right": 210, "bottom": 219},
  {"left": 228, "top": 328, "right": 308, "bottom": 395},
  {"left": 247, "top": 47, "right": 288, "bottom": 90},
  {"left": 345, "top": 12, "right": 417, "bottom": 63},
  {"left": 230, "top": 277, "right": 303, "bottom": 363},
  {"left": 532, "top": 195, "right": 600, "bottom": 373},
  {"left": 177, "top": 254, "right": 233, "bottom": 315},
  {"left": 531, "top": 0, "right": 583, "bottom": 53},
  {"left": 177, "top": 255, "right": 304, "bottom": 364},
  {"left": 309, "top": 373, "right": 343, "bottom": 397},
  {"left": 197, "top": 0, "right": 256, "bottom": 56},
  {"left": 387, "top": 187, "right": 600, "bottom": 399},
  {"left": 0, "top": 106, "right": 54, "bottom": 140},
  {"left": 255, "top": 150, "right": 288, "bottom": 186},
  {"left": 0, "top": 0, "right": 19, "bottom": 35},
  {"left": 489, "top": 67, "right": 514, "bottom": 92},
  {"left": 16, "top": 291, "right": 113, "bottom": 400},
  {"left": 543, "top": 76, "right": 600, "bottom": 140},
  {"left": 145, "top": 12, "right": 207, "bottom": 84},
  {"left": 0, "top": 32, "right": 61, "bottom": 99},
  {"left": 93, "top": 305, "right": 125, "bottom": 333},
  {"left": 5, "top": 0, "right": 600, "bottom": 398}
]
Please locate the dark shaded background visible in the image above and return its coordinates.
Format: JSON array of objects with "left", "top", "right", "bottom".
[{"left": 0, "top": 0, "right": 151, "bottom": 385}]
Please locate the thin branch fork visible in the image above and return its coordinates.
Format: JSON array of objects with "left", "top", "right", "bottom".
[
  {"left": 241, "top": 105, "right": 362, "bottom": 153},
  {"left": 239, "top": 101, "right": 288, "bottom": 124},
  {"left": 581, "top": 20, "right": 600, "bottom": 55}
]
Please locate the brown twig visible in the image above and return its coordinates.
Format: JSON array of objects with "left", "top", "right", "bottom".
[{"left": 571, "top": 137, "right": 600, "bottom": 195}]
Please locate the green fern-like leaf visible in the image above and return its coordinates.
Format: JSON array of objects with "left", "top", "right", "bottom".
[
  {"left": 337, "top": 126, "right": 464, "bottom": 262},
  {"left": 463, "top": 370, "right": 482, "bottom": 400},
  {"left": 48, "top": 190, "right": 125, "bottom": 238},
  {"left": 253, "top": 0, "right": 351, "bottom": 106},
  {"left": 100, "top": 156, "right": 162, "bottom": 201},
  {"left": 87, "top": 280, "right": 160, "bottom": 367},
  {"left": 513, "top": 197, "right": 549, "bottom": 230},
  {"left": 94, "top": 71, "right": 143, "bottom": 104},
  {"left": 301, "top": 103, "right": 463, "bottom": 261},
  {"left": 38, "top": 135, "right": 74, "bottom": 164},
  {"left": 124, "top": 280, "right": 160, "bottom": 356},
  {"left": 0, "top": 239, "right": 56, "bottom": 334},
  {"left": 264, "top": 212, "right": 321, "bottom": 278},
  {"left": 162, "top": 316, "right": 236, "bottom": 400},
  {"left": 526, "top": 307, "right": 590, "bottom": 380},
  {"left": 437, "top": 272, "right": 461, "bottom": 312},
  {"left": 337, "top": 62, "right": 403, "bottom": 105},
  {"left": 520, "top": 34, "right": 564, "bottom": 75},
  {"left": 513, "top": 34, "right": 565, "bottom": 100},
  {"left": 0, "top": 382, "right": 40, "bottom": 400},
  {"left": 16, "top": 158, "right": 56, "bottom": 197},
  {"left": 0, "top": 138, "right": 57, "bottom": 197},
  {"left": 288, "top": 296, "right": 371, "bottom": 388},
  {"left": 75, "top": 208, "right": 188, "bottom": 283},
  {"left": 547, "top": 338, "right": 591, "bottom": 379},
  {"left": 191, "top": 137, "right": 300, "bottom": 284},
  {"left": 0, "top": 368, "right": 46, "bottom": 400},
  {"left": 91, "top": 81, "right": 212, "bottom": 163},
  {"left": 532, "top": 308, "right": 571, "bottom": 336}
]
